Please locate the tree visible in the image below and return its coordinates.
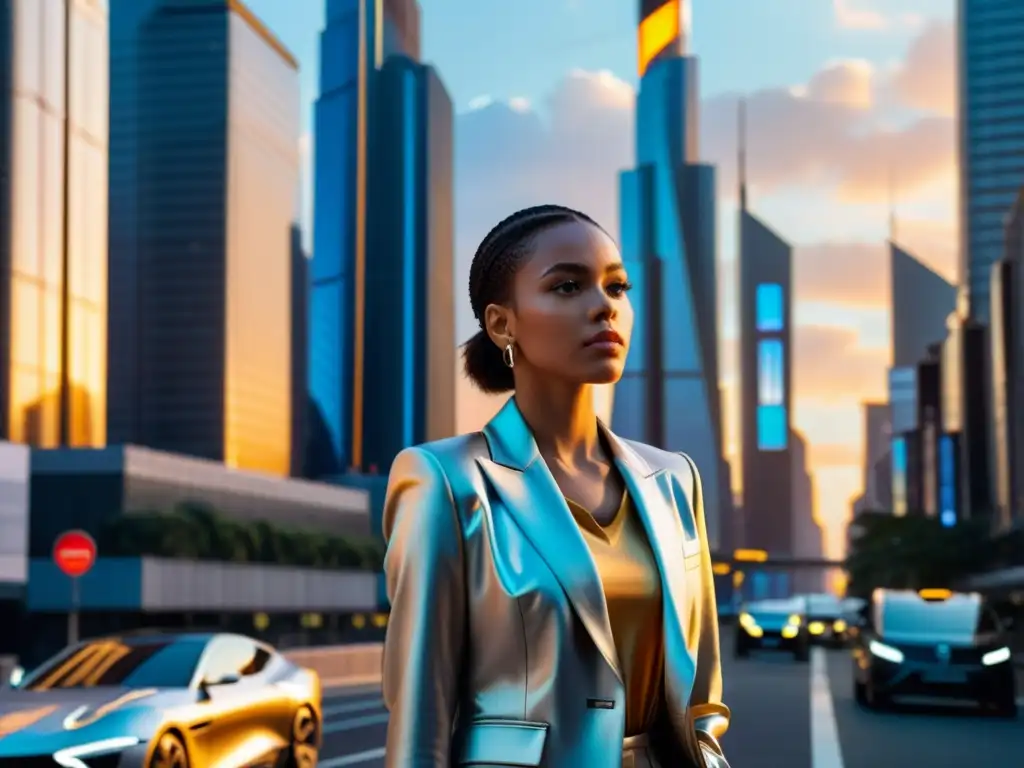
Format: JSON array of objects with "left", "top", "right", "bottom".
[{"left": 844, "top": 510, "right": 992, "bottom": 598}]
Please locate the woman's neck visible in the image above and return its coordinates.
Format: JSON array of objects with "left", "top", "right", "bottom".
[{"left": 513, "top": 379, "right": 601, "bottom": 467}]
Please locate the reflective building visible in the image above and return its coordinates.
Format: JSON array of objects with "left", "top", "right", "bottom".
[
  {"left": 737, "top": 127, "right": 794, "bottom": 554},
  {"left": 0, "top": 0, "right": 108, "bottom": 448},
  {"left": 790, "top": 430, "right": 824, "bottom": 594},
  {"left": 890, "top": 242, "right": 956, "bottom": 367},
  {"left": 852, "top": 402, "right": 892, "bottom": 515},
  {"left": 958, "top": 0, "right": 1024, "bottom": 322},
  {"left": 615, "top": 0, "right": 726, "bottom": 547},
  {"left": 990, "top": 189, "right": 1024, "bottom": 531},
  {"left": 108, "top": 0, "right": 300, "bottom": 476},
  {"left": 310, "top": 0, "right": 451, "bottom": 476}
]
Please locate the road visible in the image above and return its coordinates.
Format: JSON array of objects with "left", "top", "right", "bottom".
[{"left": 316, "top": 640, "right": 1024, "bottom": 766}]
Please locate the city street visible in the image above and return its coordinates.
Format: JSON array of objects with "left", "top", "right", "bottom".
[{"left": 316, "top": 637, "right": 1024, "bottom": 766}]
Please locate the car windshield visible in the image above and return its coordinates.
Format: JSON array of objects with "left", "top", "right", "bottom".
[
  {"left": 880, "top": 599, "right": 1001, "bottom": 641},
  {"left": 20, "top": 638, "right": 207, "bottom": 690},
  {"left": 806, "top": 595, "right": 842, "bottom": 617}
]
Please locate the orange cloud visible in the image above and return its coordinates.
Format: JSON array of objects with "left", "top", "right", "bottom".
[
  {"left": 833, "top": 0, "right": 888, "bottom": 30},
  {"left": 889, "top": 20, "right": 955, "bottom": 117}
]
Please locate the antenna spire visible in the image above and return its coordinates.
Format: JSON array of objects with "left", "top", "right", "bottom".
[
  {"left": 738, "top": 97, "right": 748, "bottom": 210},
  {"left": 888, "top": 164, "right": 897, "bottom": 243}
]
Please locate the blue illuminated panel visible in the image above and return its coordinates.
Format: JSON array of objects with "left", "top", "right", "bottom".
[
  {"left": 892, "top": 438, "right": 907, "bottom": 516},
  {"left": 756, "top": 283, "right": 784, "bottom": 331},
  {"left": 939, "top": 435, "right": 956, "bottom": 527},
  {"left": 757, "top": 405, "right": 787, "bottom": 450},
  {"left": 757, "top": 340, "right": 784, "bottom": 404}
]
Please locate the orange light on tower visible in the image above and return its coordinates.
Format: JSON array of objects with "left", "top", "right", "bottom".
[{"left": 638, "top": 0, "right": 680, "bottom": 76}]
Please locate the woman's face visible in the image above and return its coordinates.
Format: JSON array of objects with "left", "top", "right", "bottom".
[{"left": 490, "top": 219, "right": 634, "bottom": 387}]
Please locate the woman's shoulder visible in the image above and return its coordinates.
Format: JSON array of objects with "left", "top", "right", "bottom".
[{"left": 391, "top": 432, "right": 491, "bottom": 480}]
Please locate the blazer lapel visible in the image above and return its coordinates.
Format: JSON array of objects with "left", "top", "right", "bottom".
[
  {"left": 477, "top": 399, "right": 622, "bottom": 683},
  {"left": 602, "top": 425, "right": 698, "bottom": 710}
]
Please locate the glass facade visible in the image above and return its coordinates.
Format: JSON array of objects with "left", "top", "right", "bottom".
[
  {"left": 3, "top": 0, "right": 107, "bottom": 448},
  {"left": 888, "top": 366, "right": 918, "bottom": 434},
  {"left": 310, "top": 0, "right": 422, "bottom": 474},
  {"left": 891, "top": 437, "right": 908, "bottom": 516},
  {"left": 959, "top": 0, "right": 1024, "bottom": 322},
  {"left": 614, "top": 48, "right": 723, "bottom": 547},
  {"left": 755, "top": 283, "right": 783, "bottom": 332},
  {"left": 107, "top": 0, "right": 298, "bottom": 476}
]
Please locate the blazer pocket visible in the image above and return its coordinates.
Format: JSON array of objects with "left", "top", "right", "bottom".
[{"left": 456, "top": 719, "right": 549, "bottom": 766}]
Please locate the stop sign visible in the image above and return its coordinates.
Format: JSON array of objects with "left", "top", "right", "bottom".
[{"left": 53, "top": 530, "right": 97, "bottom": 578}]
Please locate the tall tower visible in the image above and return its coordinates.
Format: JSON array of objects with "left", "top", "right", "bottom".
[
  {"left": 107, "top": 0, "right": 300, "bottom": 476},
  {"left": 309, "top": 0, "right": 453, "bottom": 477},
  {"left": 614, "top": 0, "right": 727, "bottom": 548},
  {"left": 958, "top": 0, "right": 1024, "bottom": 322},
  {"left": 737, "top": 99, "right": 796, "bottom": 555},
  {"left": 0, "top": 0, "right": 108, "bottom": 448}
]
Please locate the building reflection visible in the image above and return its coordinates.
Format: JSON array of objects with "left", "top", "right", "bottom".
[{"left": 1, "top": 0, "right": 108, "bottom": 448}]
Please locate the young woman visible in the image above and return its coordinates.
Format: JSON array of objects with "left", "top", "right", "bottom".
[{"left": 381, "top": 205, "right": 730, "bottom": 767}]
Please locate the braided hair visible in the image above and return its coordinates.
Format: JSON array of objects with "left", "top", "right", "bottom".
[{"left": 463, "top": 204, "right": 605, "bottom": 393}]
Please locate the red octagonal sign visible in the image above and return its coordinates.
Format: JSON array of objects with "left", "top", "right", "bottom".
[{"left": 53, "top": 530, "right": 97, "bottom": 578}]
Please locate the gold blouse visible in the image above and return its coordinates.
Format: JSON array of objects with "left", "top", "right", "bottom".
[{"left": 566, "top": 494, "right": 665, "bottom": 737}]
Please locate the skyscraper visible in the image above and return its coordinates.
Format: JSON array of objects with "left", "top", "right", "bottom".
[
  {"left": 890, "top": 242, "right": 956, "bottom": 367},
  {"left": 790, "top": 430, "right": 824, "bottom": 594},
  {"left": 614, "top": 0, "right": 726, "bottom": 547},
  {"left": 989, "top": 189, "right": 1024, "bottom": 531},
  {"left": 291, "top": 224, "right": 309, "bottom": 478},
  {"left": 310, "top": 0, "right": 453, "bottom": 476},
  {"left": 0, "top": 0, "right": 108, "bottom": 448},
  {"left": 107, "top": 0, "right": 300, "bottom": 476},
  {"left": 856, "top": 402, "right": 892, "bottom": 513},
  {"left": 958, "top": 0, "right": 1024, "bottom": 322},
  {"left": 737, "top": 140, "right": 794, "bottom": 552}
]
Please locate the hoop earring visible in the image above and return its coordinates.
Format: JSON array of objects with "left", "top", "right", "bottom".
[{"left": 503, "top": 339, "right": 515, "bottom": 369}]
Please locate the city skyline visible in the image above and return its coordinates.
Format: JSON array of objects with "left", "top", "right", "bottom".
[{"left": 0, "top": 0, "right": 962, "bottom": 559}]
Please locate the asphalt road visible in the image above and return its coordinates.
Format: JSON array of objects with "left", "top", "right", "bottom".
[{"left": 316, "top": 638, "right": 1024, "bottom": 767}]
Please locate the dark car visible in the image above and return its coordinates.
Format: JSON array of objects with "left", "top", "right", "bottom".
[
  {"left": 734, "top": 599, "right": 811, "bottom": 661},
  {"left": 852, "top": 588, "right": 1017, "bottom": 717},
  {"left": 801, "top": 593, "right": 849, "bottom": 647}
]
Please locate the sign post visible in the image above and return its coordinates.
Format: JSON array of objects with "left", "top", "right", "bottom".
[{"left": 52, "top": 530, "right": 97, "bottom": 646}]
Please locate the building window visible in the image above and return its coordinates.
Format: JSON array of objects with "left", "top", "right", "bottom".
[
  {"left": 757, "top": 405, "right": 787, "bottom": 451},
  {"left": 757, "top": 340, "right": 784, "bottom": 405},
  {"left": 756, "top": 283, "right": 784, "bottom": 332}
]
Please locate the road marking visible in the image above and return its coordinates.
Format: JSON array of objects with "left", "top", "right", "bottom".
[
  {"left": 320, "top": 747, "right": 387, "bottom": 766},
  {"left": 324, "top": 712, "right": 390, "bottom": 733},
  {"left": 323, "top": 697, "right": 384, "bottom": 716},
  {"left": 810, "top": 647, "right": 845, "bottom": 768}
]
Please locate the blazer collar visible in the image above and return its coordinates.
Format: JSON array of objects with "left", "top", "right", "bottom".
[{"left": 483, "top": 397, "right": 656, "bottom": 478}]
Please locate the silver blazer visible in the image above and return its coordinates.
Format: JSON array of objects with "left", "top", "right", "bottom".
[{"left": 381, "top": 399, "right": 731, "bottom": 767}]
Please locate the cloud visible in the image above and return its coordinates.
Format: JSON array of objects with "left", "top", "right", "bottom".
[
  {"left": 889, "top": 20, "right": 956, "bottom": 116},
  {"left": 833, "top": 0, "right": 888, "bottom": 30},
  {"left": 795, "top": 324, "right": 889, "bottom": 402}
]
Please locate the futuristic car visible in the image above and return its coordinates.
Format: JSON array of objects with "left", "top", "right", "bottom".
[
  {"left": 734, "top": 598, "right": 811, "bottom": 661},
  {"left": 852, "top": 588, "right": 1017, "bottom": 716},
  {"left": 0, "top": 632, "right": 321, "bottom": 767},
  {"left": 800, "top": 593, "right": 849, "bottom": 648}
]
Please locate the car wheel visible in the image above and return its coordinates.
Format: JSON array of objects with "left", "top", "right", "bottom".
[
  {"left": 854, "top": 679, "right": 867, "bottom": 705},
  {"left": 990, "top": 697, "right": 1018, "bottom": 719},
  {"left": 286, "top": 705, "right": 320, "bottom": 768},
  {"left": 734, "top": 641, "right": 749, "bottom": 658},
  {"left": 794, "top": 643, "right": 810, "bottom": 662},
  {"left": 864, "top": 681, "right": 889, "bottom": 710},
  {"left": 149, "top": 732, "right": 190, "bottom": 768}
]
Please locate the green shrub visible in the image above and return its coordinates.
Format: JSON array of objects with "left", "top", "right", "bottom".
[{"left": 96, "top": 501, "right": 384, "bottom": 571}]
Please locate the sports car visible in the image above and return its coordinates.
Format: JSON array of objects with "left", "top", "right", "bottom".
[
  {"left": 800, "top": 593, "right": 849, "bottom": 647},
  {"left": 853, "top": 588, "right": 1017, "bottom": 716},
  {"left": 0, "top": 632, "right": 321, "bottom": 767}
]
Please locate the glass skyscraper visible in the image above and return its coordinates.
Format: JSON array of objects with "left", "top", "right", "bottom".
[
  {"left": 310, "top": 0, "right": 453, "bottom": 476},
  {"left": 615, "top": 0, "right": 726, "bottom": 547},
  {"left": 958, "top": 0, "right": 1024, "bottom": 322},
  {"left": 0, "top": 0, "right": 108, "bottom": 448},
  {"left": 107, "top": 0, "right": 300, "bottom": 476}
]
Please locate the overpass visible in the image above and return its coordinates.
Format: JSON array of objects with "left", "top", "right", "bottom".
[{"left": 710, "top": 549, "right": 844, "bottom": 571}]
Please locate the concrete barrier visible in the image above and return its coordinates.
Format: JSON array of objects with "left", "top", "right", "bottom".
[{"left": 283, "top": 642, "right": 383, "bottom": 688}]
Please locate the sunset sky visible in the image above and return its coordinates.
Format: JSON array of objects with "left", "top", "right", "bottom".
[{"left": 251, "top": 0, "right": 958, "bottom": 558}]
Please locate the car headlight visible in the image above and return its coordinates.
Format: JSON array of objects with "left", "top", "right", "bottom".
[
  {"left": 739, "top": 612, "right": 755, "bottom": 628},
  {"left": 788, "top": 614, "right": 802, "bottom": 626},
  {"left": 833, "top": 620, "right": 847, "bottom": 633},
  {"left": 981, "top": 646, "right": 1011, "bottom": 666},
  {"left": 54, "top": 736, "right": 140, "bottom": 768},
  {"left": 869, "top": 639, "right": 904, "bottom": 664}
]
